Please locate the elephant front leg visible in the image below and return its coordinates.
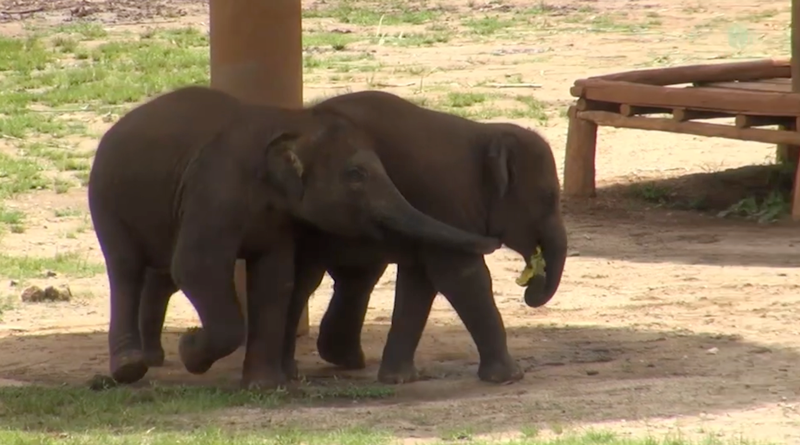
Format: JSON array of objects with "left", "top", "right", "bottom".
[
  {"left": 423, "top": 251, "right": 522, "bottom": 384},
  {"left": 172, "top": 240, "right": 245, "bottom": 376},
  {"left": 378, "top": 264, "right": 437, "bottom": 384},
  {"left": 138, "top": 270, "right": 178, "bottom": 367},
  {"left": 241, "top": 244, "right": 296, "bottom": 389},
  {"left": 318, "top": 263, "right": 388, "bottom": 370},
  {"left": 281, "top": 255, "right": 326, "bottom": 381}
]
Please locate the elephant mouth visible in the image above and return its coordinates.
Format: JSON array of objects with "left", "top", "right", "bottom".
[{"left": 516, "top": 248, "right": 548, "bottom": 307}]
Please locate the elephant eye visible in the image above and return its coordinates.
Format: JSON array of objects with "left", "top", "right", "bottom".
[{"left": 344, "top": 166, "right": 368, "bottom": 184}]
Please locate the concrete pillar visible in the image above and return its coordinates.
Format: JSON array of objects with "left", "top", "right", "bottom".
[{"left": 208, "top": 0, "right": 310, "bottom": 336}]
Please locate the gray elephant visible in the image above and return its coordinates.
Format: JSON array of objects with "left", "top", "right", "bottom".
[
  {"left": 277, "top": 90, "right": 569, "bottom": 384},
  {"left": 87, "top": 86, "right": 501, "bottom": 389}
]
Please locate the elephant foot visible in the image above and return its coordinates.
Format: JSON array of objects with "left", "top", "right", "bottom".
[
  {"left": 241, "top": 369, "right": 288, "bottom": 391},
  {"left": 477, "top": 357, "right": 524, "bottom": 384},
  {"left": 317, "top": 337, "right": 366, "bottom": 370},
  {"left": 283, "top": 359, "right": 299, "bottom": 381},
  {"left": 377, "top": 362, "right": 419, "bottom": 385},
  {"left": 110, "top": 349, "right": 149, "bottom": 384},
  {"left": 143, "top": 347, "right": 165, "bottom": 367},
  {"left": 178, "top": 328, "right": 214, "bottom": 375}
]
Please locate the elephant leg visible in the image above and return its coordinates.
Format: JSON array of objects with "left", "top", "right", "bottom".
[
  {"left": 377, "top": 264, "right": 437, "bottom": 384},
  {"left": 138, "top": 269, "right": 177, "bottom": 367},
  {"left": 281, "top": 255, "right": 326, "bottom": 381},
  {"left": 172, "top": 236, "right": 244, "bottom": 376},
  {"left": 423, "top": 251, "right": 522, "bottom": 384},
  {"left": 95, "top": 221, "right": 149, "bottom": 384},
  {"left": 317, "top": 263, "right": 387, "bottom": 370},
  {"left": 240, "top": 243, "right": 296, "bottom": 389}
]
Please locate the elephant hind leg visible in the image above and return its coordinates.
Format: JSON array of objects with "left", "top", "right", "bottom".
[
  {"left": 95, "top": 219, "right": 149, "bottom": 384},
  {"left": 139, "top": 269, "right": 178, "bottom": 367},
  {"left": 318, "top": 263, "right": 388, "bottom": 370}
]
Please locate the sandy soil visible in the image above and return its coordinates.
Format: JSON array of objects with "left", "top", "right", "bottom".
[{"left": 1, "top": 0, "right": 800, "bottom": 443}]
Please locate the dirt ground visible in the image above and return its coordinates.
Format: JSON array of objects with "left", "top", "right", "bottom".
[{"left": 1, "top": 0, "right": 800, "bottom": 443}]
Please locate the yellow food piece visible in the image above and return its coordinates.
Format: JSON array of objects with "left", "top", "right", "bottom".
[{"left": 515, "top": 247, "right": 546, "bottom": 287}]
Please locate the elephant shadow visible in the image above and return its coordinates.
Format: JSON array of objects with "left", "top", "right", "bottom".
[{"left": 0, "top": 320, "right": 797, "bottom": 436}]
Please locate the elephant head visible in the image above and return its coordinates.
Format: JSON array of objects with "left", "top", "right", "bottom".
[
  {"left": 482, "top": 124, "right": 568, "bottom": 308},
  {"left": 256, "top": 110, "right": 501, "bottom": 255}
]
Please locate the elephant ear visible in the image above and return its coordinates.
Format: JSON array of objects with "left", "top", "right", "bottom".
[
  {"left": 484, "top": 132, "right": 518, "bottom": 198},
  {"left": 261, "top": 131, "right": 306, "bottom": 203}
]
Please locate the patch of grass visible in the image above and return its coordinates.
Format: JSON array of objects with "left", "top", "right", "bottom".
[
  {"left": 1, "top": 30, "right": 210, "bottom": 113},
  {"left": 0, "top": 383, "right": 395, "bottom": 432},
  {"left": 508, "top": 95, "right": 549, "bottom": 123},
  {"left": 52, "top": 22, "right": 109, "bottom": 40},
  {"left": 0, "top": 153, "right": 48, "bottom": 199},
  {"left": 304, "top": 32, "right": 363, "bottom": 51},
  {"left": 53, "top": 207, "right": 84, "bottom": 218},
  {"left": 305, "top": 2, "right": 442, "bottom": 26},
  {"left": 0, "top": 35, "right": 56, "bottom": 73},
  {"left": 0, "top": 251, "right": 105, "bottom": 280},
  {"left": 21, "top": 141, "right": 93, "bottom": 172},
  {"left": 718, "top": 190, "right": 790, "bottom": 223},
  {"left": 0, "top": 426, "right": 773, "bottom": 445},
  {"left": 627, "top": 181, "right": 673, "bottom": 205},
  {"left": 444, "top": 92, "right": 488, "bottom": 108},
  {"left": 463, "top": 16, "right": 516, "bottom": 36},
  {"left": 374, "top": 31, "right": 451, "bottom": 47},
  {"left": 0, "top": 205, "right": 25, "bottom": 233},
  {"left": 0, "top": 113, "right": 84, "bottom": 139}
]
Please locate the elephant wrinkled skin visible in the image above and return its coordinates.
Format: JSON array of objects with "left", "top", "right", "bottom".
[{"left": 88, "top": 86, "right": 501, "bottom": 389}]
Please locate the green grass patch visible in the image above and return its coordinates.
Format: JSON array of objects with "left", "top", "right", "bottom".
[
  {"left": 0, "top": 205, "right": 25, "bottom": 234},
  {"left": 0, "top": 422, "right": 775, "bottom": 445},
  {"left": 0, "top": 153, "right": 48, "bottom": 199},
  {"left": 0, "top": 251, "right": 104, "bottom": 280},
  {"left": 0, "top": 27, "right": 210, "bottom": 113},
  {"left": 305, "top": 1, "right": 442, "bottom": 26},
  {"left": 0, "top": 384, "right": 395, "bottom": 432},
  {"left": 462, "top": 16, "right": 517, "bottom": 36},
  {"left": 374, "top": 31, "right": 451, "bottom": 47},
  {"left": 304, "top": 32, "right": 363, "bottom": 51}
]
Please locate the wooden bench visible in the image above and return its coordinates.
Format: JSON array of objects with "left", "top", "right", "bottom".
[{"left": 563, "top": 58, "right": 800, "bottom": 220}]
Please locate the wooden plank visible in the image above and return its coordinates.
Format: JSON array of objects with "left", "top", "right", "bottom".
[
  {"left": 563, "top": 106, "right": 598, "bottom": 198},
  {"left": 575, "top": 98, "right": 619, "bottom": 112},
  {"left": 735, "top": 115, "right": 794, "bottom": 128},
  {"left": 572, "top": 79, "right": 800, "bottom": 116},
  {"left": 672, "top": 108, "right": 732, "bottom": 122},
  {"left": 619, "top": 104, "right": 669, "bottom": 116},
  {"left": 577, "top": 110, "right": 800, "bottom": 146},
  {"left": 759, "top": 78, "right": 792, "bottom": 85},
  {"left": 574, "top": 58, "right": 790, "bottom": 87},
  {"left": 701, "top": 81, "right": 791, "bottom": 93}
]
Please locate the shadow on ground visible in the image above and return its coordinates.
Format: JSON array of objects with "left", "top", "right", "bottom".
[
  {"left": 1, "top": 321, "right": 798, "bottom": 437},
  {"left": 562, "top": 163, "right": 800, "bottom": 268}
]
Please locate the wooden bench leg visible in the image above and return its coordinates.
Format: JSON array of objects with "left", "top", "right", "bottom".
[
  {"left": 793, "top": 154, "right": 800, "bottom": 221},
  {"left": 777, "top": 124, "right": 800, "bottom": 220},
  {"left": 563, "top": 105, "right": 599, "bottom": 197}
]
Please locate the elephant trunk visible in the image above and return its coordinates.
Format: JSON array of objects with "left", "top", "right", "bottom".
[
  {"left": 370, "top": 177, "right": 500, "bottom": 255},
  {"left": 523, "top": 216, "right": 568, "bottom": 308}
]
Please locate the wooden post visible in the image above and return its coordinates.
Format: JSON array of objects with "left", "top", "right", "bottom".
[
  {"left": 209, "top": 0, "right": 310, "bottom": 336},
  {"left": 563, "top": 105, "right": 599, "bottom": 197},
  {"left": 791, "top": 0, "right": 800, "bottom": 220}
]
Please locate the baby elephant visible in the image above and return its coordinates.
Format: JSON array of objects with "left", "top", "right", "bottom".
[
  {"left": 278, "top": 90, "right": 569, "bottom": 385},
  {"left": 88, "top": 86, "right": 501, "bottom": 389}
]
